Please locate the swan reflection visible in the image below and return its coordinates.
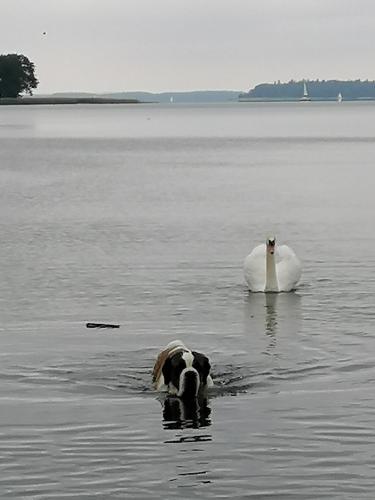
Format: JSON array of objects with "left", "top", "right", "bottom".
[
  {"left": 264, "top": 293, "right": 278, "bottom": 337},
  {"left": 244, "top": 292, "right": 302, "bottom": 352},
  {"left": 161, "top": 395, "right": 212, "bottom": 430}
]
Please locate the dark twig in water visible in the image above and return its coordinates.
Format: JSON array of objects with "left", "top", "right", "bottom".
[{"left": 86, "top": 323, "right": 120, "bottom": 329}]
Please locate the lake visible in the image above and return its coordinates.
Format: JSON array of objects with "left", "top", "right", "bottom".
[{"left": 1, "top": 101, "right": 375, "bottom": 499}]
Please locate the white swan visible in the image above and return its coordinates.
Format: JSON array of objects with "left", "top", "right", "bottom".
[{"left": 244, "top": 237, "right": 302, "bottom": 292}]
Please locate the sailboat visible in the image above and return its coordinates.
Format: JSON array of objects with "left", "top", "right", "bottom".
[
  {"left": 300, "top": 81, "right": 311, "bottom": 101},
  {"left": 337, "top": 92, "right": 342, "bottom": 103}
]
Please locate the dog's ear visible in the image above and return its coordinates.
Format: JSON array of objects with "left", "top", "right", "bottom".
[
  {"left": 192, "top": 352, "right": 211, "bottom": 385},
  {"left": 162, "top": 355, "right": 173, "bottom": 386}
]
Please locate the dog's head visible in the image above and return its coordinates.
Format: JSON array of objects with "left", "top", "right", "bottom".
[{"left": 162, "top": 350, "right": 211, "bottom": 399}]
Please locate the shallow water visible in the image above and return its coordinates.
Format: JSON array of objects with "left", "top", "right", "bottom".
[{"left": 1, "top": 102, "right": 375, "bottom": 498}]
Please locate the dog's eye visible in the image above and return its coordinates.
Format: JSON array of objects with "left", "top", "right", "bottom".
[
  {"left": 193, "top": 360, "right": 202, "bottom": 372},
  {"left": 177, "top": 360, "right": 186, "bottom": 372}
]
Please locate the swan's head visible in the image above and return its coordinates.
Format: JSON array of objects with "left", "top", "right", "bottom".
[{"left": 266, "top": 236, "right": 276, "bottom": 255}]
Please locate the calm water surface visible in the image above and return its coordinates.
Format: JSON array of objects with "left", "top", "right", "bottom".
[{"left": 1, "top": 102, "right": 375, "bottom": 498}]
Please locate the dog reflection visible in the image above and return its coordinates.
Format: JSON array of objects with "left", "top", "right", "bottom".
[{"left": 162, "top": 396, "right": 211, "bottom": 429}]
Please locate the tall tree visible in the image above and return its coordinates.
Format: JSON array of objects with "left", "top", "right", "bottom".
[{"left": 0, "top": 54, "right": 38, "bottom": 98}]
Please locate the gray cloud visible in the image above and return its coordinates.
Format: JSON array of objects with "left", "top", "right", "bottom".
[{"left": 1, "top": 0, "right": 374, "bottom": 93}]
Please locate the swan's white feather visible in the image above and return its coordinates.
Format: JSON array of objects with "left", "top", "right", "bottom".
[
  {"left": 244, "top": 244, "right": 267, "bottom": 292},
  {"left": 275, "top": 245, "right": 302, "bottom": 292},
  {"left": 244, "top": 243, "right": 301, "bottom": 292}
]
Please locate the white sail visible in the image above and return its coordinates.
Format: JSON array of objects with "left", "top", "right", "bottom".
[
  {"left": 300, "top": 81, "right": 311, "bottom": 101},
  {"left": 337, "top": 92, "right": 342, "bottom": 103}
]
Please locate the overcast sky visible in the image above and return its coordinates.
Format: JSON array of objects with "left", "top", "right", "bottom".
[{"left": 1, "top": 0, "right": 374, "bottom": 93}]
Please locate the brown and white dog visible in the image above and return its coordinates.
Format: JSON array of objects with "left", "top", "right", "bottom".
[{"left": 153, "top": 340, "right": 213, "bottom": 398}]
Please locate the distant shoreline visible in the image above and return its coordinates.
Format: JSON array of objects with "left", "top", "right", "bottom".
[
  {"left": 0, "top": 97, "right": 141, "bottom": 106},
  {"left": 238, "top": 96, "right": 375, "bottom": 102},
  {"left": 1, "top": 90, "right": 241, "bottom": 105},
  {"left": 241, "top": 79, "right": 375, "bottom": 102},
  {"left": 2, "top": 95, "right": 375, "bottom": 106}
]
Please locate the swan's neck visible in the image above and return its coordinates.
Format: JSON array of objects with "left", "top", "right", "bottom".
[{"left": 265, "top": 252, "right": 279, "bottom": 292}]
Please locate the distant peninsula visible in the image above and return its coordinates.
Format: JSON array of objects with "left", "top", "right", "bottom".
[
  {"left": 0, "top": 90, "right": 241, "bottom": 105},
  {"left": 100, "top": 90, "right": 240, "bottom": 103},
  {"left": 239, "top": 79, "right": 375, "bottom": 101},
  {"left": 37, "top": 90, "right": 240, "bottom": 104},
  {"left": 0, "top": 96, "right": 139, "bottom": 106}
]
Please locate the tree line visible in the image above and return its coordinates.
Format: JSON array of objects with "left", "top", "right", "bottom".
[{"left": 243, "top": 79, "right": 375, "bottom": 99}]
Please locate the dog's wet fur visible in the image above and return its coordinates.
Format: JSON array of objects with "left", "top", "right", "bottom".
[{"left": 153, "top": 340, "right": 213, "bottom": 398}]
